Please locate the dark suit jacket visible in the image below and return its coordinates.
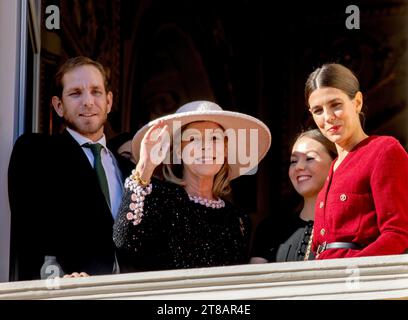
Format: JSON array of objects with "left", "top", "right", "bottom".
[{"left": 8, "top": 130, "right": 123, "bottom": 281}]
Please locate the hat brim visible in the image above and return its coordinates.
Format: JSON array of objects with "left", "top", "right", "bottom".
[{"left": 131, "top": 110, "right": 271, "bottom": 180}]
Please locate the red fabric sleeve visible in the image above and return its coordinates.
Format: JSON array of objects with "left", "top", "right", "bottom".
[{"left": 348, "top": 139, "right": 408, "bottom": 257}]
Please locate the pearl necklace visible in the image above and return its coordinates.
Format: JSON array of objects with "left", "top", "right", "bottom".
[{"left": 187, "top": 194, "right": 225, "bottom": 209}]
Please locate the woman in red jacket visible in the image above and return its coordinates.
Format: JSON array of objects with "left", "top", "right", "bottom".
[{"left": 305, "top": 63, "right": 408, "bottom": 259}]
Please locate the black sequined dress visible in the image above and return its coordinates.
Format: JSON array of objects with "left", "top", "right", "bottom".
[{"left": 113, "top": 178, "right": 251, "bottom": 272}]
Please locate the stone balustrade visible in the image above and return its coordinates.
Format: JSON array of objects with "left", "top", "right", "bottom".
[{"left": 0, "top": 254, "right": 407, "bottom": 300}]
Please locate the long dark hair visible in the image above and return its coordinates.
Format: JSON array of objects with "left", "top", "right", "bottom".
[
  {"left": 305, "top": 63, "right": 365, "bottom": 126},
  {"left": 305, "top": 63, "right": 359, "bottom": 105}
]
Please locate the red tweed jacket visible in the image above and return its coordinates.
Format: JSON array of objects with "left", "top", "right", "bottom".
[{"left": 312, "top": 135, "right": 408, "bottom": 259}]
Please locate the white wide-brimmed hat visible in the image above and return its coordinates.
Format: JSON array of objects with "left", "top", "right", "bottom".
[{"left": 131, "top": 100, "right": 271, "bottom": 180}]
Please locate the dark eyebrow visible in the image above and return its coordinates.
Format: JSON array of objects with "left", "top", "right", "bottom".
[
  {"left": 66, "top": 86, "right": 81, "bottom": 92},
  {"left": 309, "top": 104, "right": 322, "bottom": 110},
  {"left": 310, "top": 98, "right": 343, "bottom": 109},
  {"left": 328, "top": 98, "right": 343, "bottom": 105}
]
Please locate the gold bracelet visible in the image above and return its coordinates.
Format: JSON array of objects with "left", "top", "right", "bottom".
[{"left": 131, "top": 170, "right": 150, "bottom": 187}]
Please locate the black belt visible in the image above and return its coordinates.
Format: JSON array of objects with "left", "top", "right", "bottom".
[{"left": 316, "top": 241, "right": 364, "bottom": 255}]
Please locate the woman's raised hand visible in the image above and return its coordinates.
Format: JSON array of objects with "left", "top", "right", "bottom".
[{"left": 136, "top": 120, "right": 170, "bottom": 182}]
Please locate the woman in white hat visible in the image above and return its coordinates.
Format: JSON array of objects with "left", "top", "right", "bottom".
[{"left": 113, "top": 100, "right": 271, "bottom": 272}]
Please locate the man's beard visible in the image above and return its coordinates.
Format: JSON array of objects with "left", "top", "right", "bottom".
[{"left": 64, "top": 114, "right": 107, "bottom": 138}]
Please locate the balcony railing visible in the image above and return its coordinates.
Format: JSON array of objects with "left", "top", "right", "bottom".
[{"left": 0, "top": 254, "right": 407, "bottom": 300}]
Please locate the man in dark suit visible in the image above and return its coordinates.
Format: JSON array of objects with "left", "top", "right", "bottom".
[{"left": 8, "top": 56, "right": 125, "bottom": 280}]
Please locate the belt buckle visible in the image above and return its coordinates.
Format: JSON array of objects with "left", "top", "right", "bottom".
[{"left": 317, "top": 241, "right": 327, "bottom": 255}]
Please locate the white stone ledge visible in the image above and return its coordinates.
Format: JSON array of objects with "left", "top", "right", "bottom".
[{"left": 0, "top": 254, "right": 407, "bottom": 300}]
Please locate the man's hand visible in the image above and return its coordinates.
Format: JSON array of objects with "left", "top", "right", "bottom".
[{"left": 63, "top": 272, "right": 90, "bottom": 278}]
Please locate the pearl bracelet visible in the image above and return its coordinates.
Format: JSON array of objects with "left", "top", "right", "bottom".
[{"left": 124, "top": 175, "right": 153, "bottom": 226}]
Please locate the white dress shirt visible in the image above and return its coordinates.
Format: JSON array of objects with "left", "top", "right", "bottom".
[{"left": 66, "top": 128, "right": 124, "bottom": 219}]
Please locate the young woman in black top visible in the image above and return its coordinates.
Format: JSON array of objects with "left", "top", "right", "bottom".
[{"left": 250, "top": 129, "right": 336, "bottom": 263}]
